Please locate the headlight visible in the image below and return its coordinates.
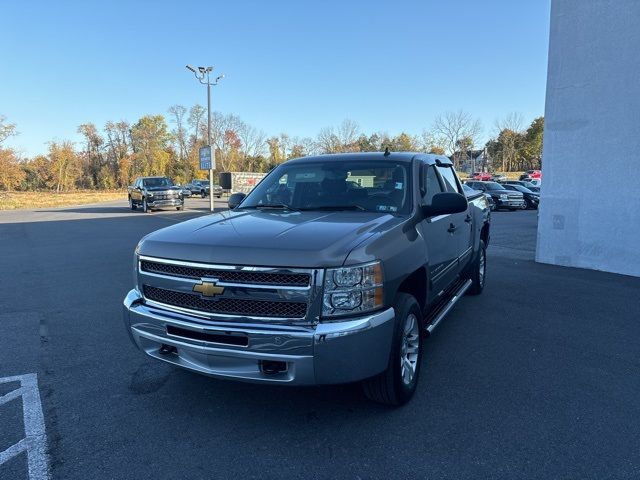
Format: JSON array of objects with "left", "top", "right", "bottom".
[{"left": 323, "top": 261, "right": 383, "bottom": 318}]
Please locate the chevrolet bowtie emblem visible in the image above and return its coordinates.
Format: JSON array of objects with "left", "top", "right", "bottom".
[{"left": 193, "top": 281, "right": 224, "bottom": 297}]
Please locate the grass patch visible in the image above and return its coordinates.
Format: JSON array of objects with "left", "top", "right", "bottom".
[{"left": 0, "top": 190, "right": 126, "bottom": 210}]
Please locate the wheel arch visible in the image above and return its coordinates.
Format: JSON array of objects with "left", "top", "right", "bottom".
[{"left": 396, "top": 267, "right": 428, "bottom": 314}]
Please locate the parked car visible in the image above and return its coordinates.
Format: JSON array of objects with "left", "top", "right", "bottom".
[
  {"left": 471, "top": 171, "right": 492, "bottom": 181},
  {"left": 519, "top": 169, "right": 542, "bottom": 181},
  {"left": 127, "top": 176, "right": 184, "bottom": 213},
  {"left": 501, "top": 184, "right": 539, "bottom": 209},
  {"left": 175, "top": 184, "right": 192, "bottom": 197},
  {"left": 501, "top": 180, "right": 538, "bottom": 190},
  {"left": 463, "top": 183, "right": 495, "bottom": 211},
  {"left": 491, "top": 174, "right": 507, "bottom": 182},
  {"left": 527, "top": 179, "right": 542, "bottom": 187},
  {"left": 185, "top": 179, "right": 223, "bottom": 198},
  {"left": 464, "top": 180, "right": 524, "bottom": 211},
  {"left": 123, "top": 152, "right": 491, "bottom": 406}
]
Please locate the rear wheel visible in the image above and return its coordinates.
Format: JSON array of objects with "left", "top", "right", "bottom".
[
  {"left": 362, "top": 293, "right": 423, "bottom": 406},
  {"left": 468, "top": 240, "right": 487, "bottom": 295}
]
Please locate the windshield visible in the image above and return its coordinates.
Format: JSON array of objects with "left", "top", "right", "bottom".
[
  {"left": 483, "top": 182, "right": 505, "bottom": 191},
  {"left": 239, "top": 160, "right": 412, "bottom": 214},
  {"left": 143, "top": 177, "right": 173, "bottom": 188}
]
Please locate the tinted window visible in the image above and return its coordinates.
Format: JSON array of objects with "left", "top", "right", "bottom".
[
  {"left": 437, "top": 166, "right": 461, "bottom": 194},
  {"left": 423, "top": 165, "right": 442, "bottom": 204}
]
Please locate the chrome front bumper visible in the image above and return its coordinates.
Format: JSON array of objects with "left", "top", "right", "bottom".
[
  {"left": 123, "top": 289, "right": 395, "bottom": 385},
  {"left": 147, "top": 198, "right": 183, "bottom": 207}
]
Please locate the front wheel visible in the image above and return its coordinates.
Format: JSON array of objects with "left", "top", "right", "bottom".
[
  {"left": 468, "top": 240, "right": 487, "bottom": 295},
  {"left": 200, "top": 190, "right": 206, "bottom": 198},
  {"left": 129, "top": 197, "right": 136, "bottom": 210},
  {"left": 142, "top": 197, "right": 149, "bottom": 213},
  {"left": 362, "top": 293, "right": 423, "bottom": 406}
]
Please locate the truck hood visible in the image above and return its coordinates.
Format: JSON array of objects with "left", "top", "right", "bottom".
[{"left": 138, "top": 210, "right": 405, "bottom": 268}]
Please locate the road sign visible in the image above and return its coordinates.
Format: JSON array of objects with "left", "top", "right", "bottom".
[{"left": 199, "top": 146, "right": 214, "bottom": 170}]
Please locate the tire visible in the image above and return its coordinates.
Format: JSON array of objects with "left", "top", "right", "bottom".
[
  {"left": 176, "top": 205, "right": 183, "bottom": 211},
  {"left": 362, "top": 293, "right": 423, "bottom": 406},
  {"left": 129, "top": 197, "right": 136, "bottom": 210},
  {"left": 468, "top": 240, "right": 487, "bottom": 295},
  {"left": 200, "top": 190, "right": 206, "bottom": 198},
  {"left": 520, "top": 202, "right": 527, "bottom": 210},
  {"left": 142, "top": 197, "right": 149, "bottom": 213}
]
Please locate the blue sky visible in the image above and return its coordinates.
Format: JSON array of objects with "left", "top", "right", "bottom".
[{"left": 1, "top": 0, "right": 550, "bottom": 157}]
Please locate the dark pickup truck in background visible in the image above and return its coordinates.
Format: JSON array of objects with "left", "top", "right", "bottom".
[
  {"left": 123, "top": 152, "right": 490, "bottom": 405},
  {"left": 184, "top": 179, "right": 223, "bottom": 198},
  {"left": 128, "top": 176, "right": 184, "bottom": 213}
]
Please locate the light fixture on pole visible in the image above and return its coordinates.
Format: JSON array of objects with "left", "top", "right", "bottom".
[{"left": 185, "top": 64, "right": 224, "bottom": 212}]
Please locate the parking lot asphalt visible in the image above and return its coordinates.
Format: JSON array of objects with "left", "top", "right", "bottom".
[{"left": 1, "top": 200, "right": 639, "bottom": 479}]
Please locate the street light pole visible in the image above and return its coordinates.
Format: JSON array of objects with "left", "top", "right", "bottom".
[{"left": 186, "top": 65, "right": 224, "bottom": 212}]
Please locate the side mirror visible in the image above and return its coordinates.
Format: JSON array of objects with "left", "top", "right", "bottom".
[
  {"left": 228, "top": 192, "right": 246, "bottom": 209},
  {"left": 422, "top": 192, "right": 468, "bottom": 217}
]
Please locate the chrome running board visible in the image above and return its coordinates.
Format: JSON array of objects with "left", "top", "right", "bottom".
[{"left": 425, "top": 279, "right": 472, "bottom": 335}]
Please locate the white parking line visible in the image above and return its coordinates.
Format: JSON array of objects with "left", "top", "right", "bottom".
[{"left": 0, "top": 374, "right": 50, "bottom": 480}]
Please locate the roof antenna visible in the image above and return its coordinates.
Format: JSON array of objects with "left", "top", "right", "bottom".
[{"left": 384, "top": 146, "right": 390, "bottom": 156}]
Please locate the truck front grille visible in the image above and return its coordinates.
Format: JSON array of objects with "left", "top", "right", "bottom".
[
  {"left": 143, "top": 285, "right": 308, "bottom": 318},
  {"left": 141, "top": 260, "right": 310, "bottom": 287}
]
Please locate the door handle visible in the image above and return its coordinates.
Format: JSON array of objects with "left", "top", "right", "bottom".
[
  {"left": 465, "top": 214, "right": 472, "bottom": 223},
  {"left": 447, "top": 223, "right": 457, "bottom": 233}
]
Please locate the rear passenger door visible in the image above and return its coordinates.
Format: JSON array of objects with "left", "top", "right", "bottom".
[
  {"left": 436, "top": 165, "right": 472, "bottom": 270},
  {"left": 418, "top": 164, "right": 460, "bottom": 298}
]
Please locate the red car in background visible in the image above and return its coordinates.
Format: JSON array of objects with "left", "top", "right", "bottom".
[
  {"left": 520, "top": 169, "right": 542, "bottom": 180},
  {"left": 471, "top": 172, "right": 492, "bottom": 181}
]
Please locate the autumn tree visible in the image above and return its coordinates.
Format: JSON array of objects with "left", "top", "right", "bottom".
[
  {"left": 130, "top": 115, "right": 171, "bottom": 176},
  {"left": 0, "top": 148, "right": 25, "bottom": 190},
  {"left": 48, "top": 141, "right": 81, "bottom": 192},
  {"left": 0, "top": 115, "right": 24, "bottom": 190},
  {"left": 77, "top": 123, "right": 105, "bottom": 188}
]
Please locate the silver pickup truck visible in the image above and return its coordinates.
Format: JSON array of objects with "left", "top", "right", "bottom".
[{"left": 123, "top": 152, "right": 490, "bottom": 405}]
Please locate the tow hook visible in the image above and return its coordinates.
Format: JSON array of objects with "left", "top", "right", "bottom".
[{"left": 159, "top": 344, "right": 177, "bottom": 355}]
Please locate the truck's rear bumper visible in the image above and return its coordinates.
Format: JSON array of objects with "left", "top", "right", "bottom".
[{"left": 123, "top": 289, "right": 395, "bottom": 385}]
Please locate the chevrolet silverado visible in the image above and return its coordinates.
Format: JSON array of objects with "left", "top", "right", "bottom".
[{"left": 123, "top": 152, "right": 490, "bottom": 405}]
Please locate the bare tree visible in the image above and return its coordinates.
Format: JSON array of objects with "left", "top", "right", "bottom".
[
  {"left": 168, "top": 105, "right": 188, "bottom": 161},
  {"left": 315, "top": 119, "right": 361, "bottom": 154},
  {"left": 337, "top": 119, "right": 360, "bottom": 151},
  {"left": 237, "top": 121, "right": 267, "bottom": 171},
  {"left": 494, "top": 112, "right": 524, "bottom": 136},
  {"left": 432, "top": 110, "right": 483, "bottom": 168}
]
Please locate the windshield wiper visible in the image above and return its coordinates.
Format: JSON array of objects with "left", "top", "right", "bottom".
[
  {"left": 243, "top": 203, "right": 299, "bottom": 211},
  {"left": 300, "top": 205, "right": 367, "bottom": 211}
]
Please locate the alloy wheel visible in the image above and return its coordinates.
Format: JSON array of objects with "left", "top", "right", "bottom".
[{"left": 400, "top": 313, "right": 420, "bottom": 385}]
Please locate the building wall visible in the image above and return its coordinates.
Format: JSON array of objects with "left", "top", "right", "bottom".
[{"left": 536, "top": 0, "right": 640, "bottom": 277}]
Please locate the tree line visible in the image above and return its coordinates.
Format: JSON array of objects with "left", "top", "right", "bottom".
[{"left": 0, "top": 110, "right": 544, "bottom": 191}]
